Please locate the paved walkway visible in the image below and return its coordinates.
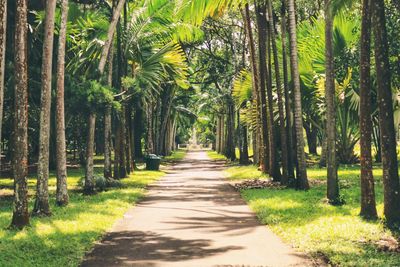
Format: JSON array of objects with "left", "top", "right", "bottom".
[{"left": 81, "top": 151, "right": 313, "bottom": 267}]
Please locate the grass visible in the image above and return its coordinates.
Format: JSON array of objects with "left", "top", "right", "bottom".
[
  {"left": 163, "top": 149, "right": 187, "bottom": 161},
  {"left": 207, "top": 150, "right": 227, "bottom": 160},
  {"left": 0, "top": 167, "right": 165, "bottom": 267},
  {"left": 224, "top": 164, "right": 400, "bottom": 266}
]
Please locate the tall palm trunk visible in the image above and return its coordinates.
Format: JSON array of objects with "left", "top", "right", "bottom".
[
  {"left": 265, "top": 9, "right": 281, "bottom": 181},
  {"left": 11, "top": 0, "right": 29, "bottom": 229},
  {"left": 267, "top": 1, "right": 288, "bottom": 182},
  {"left": 241, "top": 5, "right": 264, "bottom": 168},
  {"left": 34, "top": 0, "right": 57, "bottom": 216},
  {"left": 238, "top": 109, "right": 250, "bottom": 164},
  {"left": 98, "top": 0, "right": 126, "bottom": 74},
  {"left": 55, "top": 0, "right": 69, "bottom": 206},
  {"left": 133, "top": 106, "right": 144, "bottom": 159},
  {"left": 84, "top": 113, "right": 96, "bottom": 195},
  {"left": 253, "top": 2, "right": 270, "bottom": 173},
  {"left": 359, "top": 0, "right": 377, "bottom": 219},
  {"left": 125, "top": 106, "right": 132, "bottom": 173},
  {"left": 287, "top": 0, "right": 309, "bottom": 189},
  {"left": 0, "top": 0, "right": 6, "bottom": 171},
  {"left": 225, "top": 96, "right": 236, "bottom": 161},
  {"left": 324, "top": 0, "right": 340, "bottom": 203},
  {"left": 104, "top": 46, "right": 113, "bottom": 179},
  {"left": 281, "top": 0, "right": 295, "bottom": 180},
  {"left": 372, "top": 0, "right": 400, "bottom": 224}
]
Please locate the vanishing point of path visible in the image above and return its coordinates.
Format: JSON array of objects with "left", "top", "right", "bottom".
[{"left": 81, "top": 151, "right": 313, "bottom": 267}]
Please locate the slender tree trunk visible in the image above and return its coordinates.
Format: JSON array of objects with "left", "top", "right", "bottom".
[
  {"left": 372, "top": 0, "right": 400, "bottom": 224},
  {"left": 113, "top": 119, "right": 121, "bottom": 179},
  {"left": 242, "top": 5, "right": 264, "bottom": 169},
  {"left": 33, "top": 0, "right": 57, "bottom": 216},
  {"left": 281, "top": 0, "right": 295, "bottom": 180},
  {"left": 359, "top": 0, "right": 377, "bottom": 219},
  {"left": 0, "top": 0, "right": 6, "bottom": 171},
  {"left": 118, "top": 112, "right": 127, "bottom": 178},
  {"left": 125, "top": 106, "right": 132, "bottom": 173},
  {"left": 11, "top": 0, "right": 30, "bottom": 229},
  {"left": 287, "top": 0, "right": 309, "bottom": 189},
  {"left": 216, "top": 116, "right": 220, "bottom": 152},
  {"left": 104, "top": 45, "right": 114, "bottom": 178},
  {"left": 225, "top": 97, "right": 236, "bottom": 161},
  {"left": 253, "top": 2, "right": 270, "bottom": 174},
  {"left": 265, "top": 7, "right": 281, "bottom": 181},
  {"left": 98, "top": 0, "right": 126, "bottom": 74},
  {"left": 268, "top": 1, "right": 288, "bottom": 182},
  {"left": 84, "top": 113, "right": 96, "bottom": 195},
  {"left": 55, "top": 0, "right": 69, "bottom": 206},
  {"left": 104, "top": 106, "right": 112, "bottom": 178},
  {"left": 324, "top": 0, "right": 340, "bottom": 204},
  {"left": 305, "top": 123, "right": 318, "bottom": 155},
  {"left": 133, "top": 106, "right": 144, "bottom": 159}
]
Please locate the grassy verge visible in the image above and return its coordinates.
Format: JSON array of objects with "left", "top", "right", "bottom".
[
  {"left": 207, "top": 150, "right": 227, "bottom": 160},
  {"left": 224, "top": 165, "right": 400, "bottom": 266},
  {"left": 0, "top": 168, "right": 164, "bottom": 267},
  {"left": 163, "top": 149, "right": 187, "bottom": 162}
]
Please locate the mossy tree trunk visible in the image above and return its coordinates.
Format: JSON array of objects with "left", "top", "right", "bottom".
[
  {"left": 55, "top": 0, "right": 69, "bottom": 206},
  {"left": 372, "top": 0, "right": 400, "bottom": 224},
  {"left": 11, "top": 0, "right": 30, "bottom": 229},
  {"left": 34, "top": 0, "right": 57, "bottom": 216},
  {"left": 84, "top": 113, "right": 96, "bottom": 195},
  {"left": 359, "top": 0, "right": 377, "bottom": 219},
  {"left": 0, "top": 0, "right": 6, "bottom": 172},
  {"left": 287, "top": 0, "right": 309, "bottom": 189},
  {"left": 324, "top": 0, "right": 340, "bottom": 204}
]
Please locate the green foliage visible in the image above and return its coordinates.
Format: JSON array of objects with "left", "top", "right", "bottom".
[{"left": 232, "top": 69, "right": 252, "bottom": 107}]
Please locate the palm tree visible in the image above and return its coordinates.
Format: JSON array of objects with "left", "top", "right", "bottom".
[
  {"left": 254, "top": 1, "right": 272, "bottom": 175},
  {"left": 56, "top": 0, "right": 70, "bottom": 206},
  {"left": 33, "top": 0, "right": 57, "bottom": 216},
  {"left": 359, "top": 0, "right": 377, "bottom": 219},
  {"left": 11, "top": 0, "right": 29, "bottom": 229},
  {"left": 371, "top": 0, "right": 400, "bottom": 224},
  {"left": 268, "top": 0, "right": 289, "bottom": 184},
  {"left": 104, "top": 46, "right": 114, "bottom": 179},
  {"left": 287, "top": 0, "right": 309, "bottom": 189},
  {"left": 0, "top": 0, "right": 6, "bottom": 170},
  {"left": 324, "top": 0, "right": 340, "bottom": 204},
  {"left": 84, "top": 113, "right": 96, "bottom": 194},
  {"left": 98, "top": 0, "right": 126, "bottom": 74},
  {"left": 280, "top": 0, "right": 295, "bottom": 180}
]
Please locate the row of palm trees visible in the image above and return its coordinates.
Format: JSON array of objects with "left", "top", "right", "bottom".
[
  {"left": 211, "top": 0, "right": 400, "bottom": 224},
  {"left": 3, "top": 0, "right": 203, "bottom": 229}
]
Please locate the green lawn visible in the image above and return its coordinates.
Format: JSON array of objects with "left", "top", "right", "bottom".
[
  {"left": 163, "top": 149, "right": 187, "bottom": 161},
  {"left": 224, "top": 164, "right": 400, "bottom": 266},
  {"left": 207, "top": 150, "right": 228, "bottom": 160},
  {"left": 0, "top": 167, "right": 165, "bottom": 267}
]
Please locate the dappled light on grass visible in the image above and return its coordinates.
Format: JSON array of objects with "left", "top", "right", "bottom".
[
  {"left": 163, "top": 149, "right": 187, "bottom": 161},
  {"left": 0, "top": 169, "right": 164, "bottom": 267},
  {"left": 225, "top": 164, "right": 399, "bottom": 266},
  {"left": 207, "top": 151, "right": 227, "bottom": 160}
]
